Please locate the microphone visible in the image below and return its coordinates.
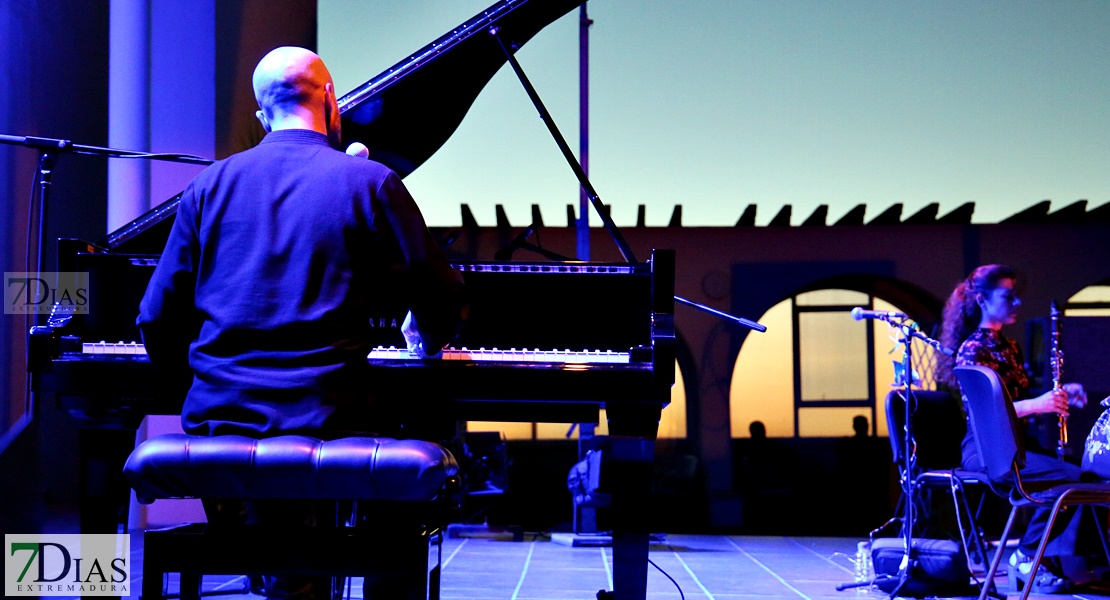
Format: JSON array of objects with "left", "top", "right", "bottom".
[
  {"left": 850, "top": 307, "right": 907, "bottom": 321},
  {"left": 494, "top": 224, "right": 537, "bottom": 261},
  {"left": 345, "top": 142, "right": 369, "bottom": 159}
]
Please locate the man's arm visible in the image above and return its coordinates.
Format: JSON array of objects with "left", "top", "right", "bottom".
[
  {"left": 137, "top": 184, "right": 202, "bottom": 380},
  {"left": 376, "top": 172, "right": 466, "bottom": 351}
]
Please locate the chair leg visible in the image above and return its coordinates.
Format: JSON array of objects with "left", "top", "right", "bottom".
[
  {"left": 944, "top": 478, "right": 1005, "bottom": 599},
  {"left": 950, "top": 478, "right": 989, "bottom": 571},
  {"left": 1020, "top": 493, "right": 1073, "bottom": 600},
  {"left": 429, "top": 531, "right": 442, "bottom": 600},
  {"left": 1094, "top": 504, "right": 1110, "bottom": 565},
  {"left": 978, "top": 506, "right": 1019, "bottom": 600}
]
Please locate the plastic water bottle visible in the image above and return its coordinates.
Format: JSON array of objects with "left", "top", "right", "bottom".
[{"left": 855, "top": 541, "right": 873, "bottom": 592}]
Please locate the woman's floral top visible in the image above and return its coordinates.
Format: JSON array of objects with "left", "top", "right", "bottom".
[{"left": 956, "top": 328, "right": 1029, "bottom": 404}]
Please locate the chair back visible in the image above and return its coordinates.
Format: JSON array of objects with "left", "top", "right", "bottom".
[
  {"left": 885, "top": 389, "right": 966, "bottom": 472},
  {"left": 953, "top": 365, "right": 1024, "bottom": 483}
]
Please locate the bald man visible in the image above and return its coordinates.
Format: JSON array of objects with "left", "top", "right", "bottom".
[
  {"left": 139, "top": 45, "right": 464, "bottom": 438},
  {"left": 138, "top": 46, "right": 464, "bottom": 598}
]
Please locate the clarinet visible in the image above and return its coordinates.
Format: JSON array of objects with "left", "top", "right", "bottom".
[{"left": 1051, "top": 300, "right": 1067, "bottom": 458}]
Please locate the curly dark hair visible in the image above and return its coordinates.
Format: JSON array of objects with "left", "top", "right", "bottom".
[{"left": 935, "top": 264, "right": 1017, "bottom": 389}]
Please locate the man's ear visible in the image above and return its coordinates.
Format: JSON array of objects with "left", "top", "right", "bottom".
[
  {"left": 324, "top": 83, "right": 336, "bottom": 119},
  {"left": 255, "top": 110, "right": 271, "bottom": 132}
]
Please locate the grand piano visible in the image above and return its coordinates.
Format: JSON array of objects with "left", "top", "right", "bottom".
[{"left": 30, "top": 1, "right": 674, "bottom": 598}]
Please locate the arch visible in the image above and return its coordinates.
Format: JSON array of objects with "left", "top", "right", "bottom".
[
  {"left": 794, "top": 274, "right": 944, "bottom": 326},
  {"left": 1066, "top": 277, "right": 1110, "bottom": 316},
  {"left": 727, "top": 263, "right": 947, "bottom": 373},
  {"left": 729, "top": 274, "right": 942, "bottom": 439}
]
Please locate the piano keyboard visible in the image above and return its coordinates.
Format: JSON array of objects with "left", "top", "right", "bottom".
[
  {"left": 82, "top": 341, "right": 148, "bottom": 355},
  {"left": 368, "top": 346, "right": 631, "bottom": 364},
  {"left": 79, "top": 341, "right": 631, "bottom": 364}
]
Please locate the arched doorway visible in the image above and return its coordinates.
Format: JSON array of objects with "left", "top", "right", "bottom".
[
  {"left": 729, "top": 287, "right": 941, "bottom": 439},
  {"left": 1066, "top": 281, "right": 1110, "bottom": 316}
]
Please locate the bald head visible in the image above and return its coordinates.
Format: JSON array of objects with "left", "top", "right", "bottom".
[{"left": 252, "top": 47, "right": 341, "bottom": 145}]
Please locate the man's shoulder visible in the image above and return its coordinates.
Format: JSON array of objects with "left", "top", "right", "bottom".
[
  {"left": 331, "top": 155, "right": 405, "bottom": 192},
  {"left": 191, "top": 140, "right": 402, "bottom": 191},
  {"left": 340, "top": 154, "right": 397, "bottom": 177}
]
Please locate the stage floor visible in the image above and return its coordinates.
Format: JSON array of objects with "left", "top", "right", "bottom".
[{"left": 41, "top": 529, "right": 1110, "bottom": 600}]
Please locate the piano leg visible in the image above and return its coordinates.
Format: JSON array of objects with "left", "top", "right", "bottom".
[
  {"left": 605, "top": 405, "right": 661, "bottom": 600},
  {"left": 608, "top": 438, "right": 653, "bottom": 600}
]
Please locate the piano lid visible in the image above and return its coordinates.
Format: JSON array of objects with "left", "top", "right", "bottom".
[
  {"left": 101, "top": 0, "right": 585, "bottom": 251},
  {"left": 339, "top": 0, "right": 586, "bottom": 178}
]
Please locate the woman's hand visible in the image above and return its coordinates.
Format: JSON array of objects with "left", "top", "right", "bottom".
[
  {"left": 1063, "top": 382, "right": 1087, "bottom": 408},
  {"left": 1027, "top": 389, "right": 1069, "bottom": 417}
]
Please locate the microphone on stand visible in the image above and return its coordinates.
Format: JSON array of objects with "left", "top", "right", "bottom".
[
  {"left": 850, "top": 307, "right": 907, "bottom": 321},
  {"left": 494, "top": 224, "right": 537, "bottom": 261},
  {"left": 345, "top": 142, "right": 370, "bottom": 159}
]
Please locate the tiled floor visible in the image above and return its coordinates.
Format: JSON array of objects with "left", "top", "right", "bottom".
[{"left": 49, "top": 530, "right": 1110, "bottom": 600}]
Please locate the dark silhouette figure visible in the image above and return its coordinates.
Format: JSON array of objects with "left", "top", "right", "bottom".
[{"left": 853, "top": 415, "right": 869, "bottom": 438}]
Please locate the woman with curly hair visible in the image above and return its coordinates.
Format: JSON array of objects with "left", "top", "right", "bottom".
[{"left": 937, "top": 264, "right": 1090, "bottom": 592}]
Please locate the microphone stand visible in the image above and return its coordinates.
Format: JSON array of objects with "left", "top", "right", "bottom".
[
  {"left": 890, "top": 315, "right": 923, "bottom": 598},
  {"left": 495, "top": 222, "right": 575, "bottom": 262},
  {"left": 675, "top": 296, "right": 766, "bottom": 332},
  {"left": 859, "top": 314, "right": 954, "bottom": 597},
  {"left": 1, "top": 132, "right": 212, "bottom": 415},
  {"left": 0, "top": 132, "right": 212, "bottom": 278}
]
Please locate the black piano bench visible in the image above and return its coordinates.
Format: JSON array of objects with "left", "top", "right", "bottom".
[{"left": 123, "top": 434, "right": 460, "bottom": 600}]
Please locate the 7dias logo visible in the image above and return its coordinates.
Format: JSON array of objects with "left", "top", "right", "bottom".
[
  {"left": 5, "top": 534, "right": 130, "bottom": 596},
  {"left": 4, "top": 272, "right": 89, "bottom": 315}
]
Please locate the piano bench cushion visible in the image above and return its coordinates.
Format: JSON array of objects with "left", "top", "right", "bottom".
[{"left": 124, "top": 434, "right": 458, "bottom": 505}]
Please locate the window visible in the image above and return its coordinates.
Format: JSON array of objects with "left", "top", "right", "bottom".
[{"left": 1066, "top": 284, "right": 1110, "bottom": 316}]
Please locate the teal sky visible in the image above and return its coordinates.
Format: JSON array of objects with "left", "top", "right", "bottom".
[{"left": 319, "top": 1, "right": 1110, "bottom": 228}]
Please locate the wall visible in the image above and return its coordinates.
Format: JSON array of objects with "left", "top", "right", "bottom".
[
  {"left": 430, "top": 219, "right": 1110, "bottom": 528},
  {"left": 0, "top": 0, "right": 317, "bottom": 528}
]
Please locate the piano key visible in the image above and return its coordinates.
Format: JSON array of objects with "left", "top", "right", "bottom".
[
  {"left": 79, "top": 342, "right": 633, "bottom": 365},
  {"left": 368, "top": 345, "right": 629, "bottom": 364}
]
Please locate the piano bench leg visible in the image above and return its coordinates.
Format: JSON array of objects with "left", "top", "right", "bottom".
[
  {"left": 142, "top": 567, "right": 165, "bottom": 600},
  {"left": 179, "top": 573, "right": 201, "bottom": 600}
]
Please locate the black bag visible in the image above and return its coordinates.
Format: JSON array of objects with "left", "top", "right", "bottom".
[{"left": 871, "top": 537, "right": 975, "bottom": 597}]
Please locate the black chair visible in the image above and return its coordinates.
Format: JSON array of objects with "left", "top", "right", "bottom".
[
  {"left": 124, "top": 434, "right": 459, "bottom": 600},
  {"left": 954, "top": 365, "right": 1110, "bottom": 600},
  {"left": 884, "top": 389, "right": 990, "bottom": 573}
]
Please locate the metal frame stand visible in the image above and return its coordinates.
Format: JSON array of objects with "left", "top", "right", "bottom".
[{"left": 835, "top": 314, "right": 957, "bottom": 596}]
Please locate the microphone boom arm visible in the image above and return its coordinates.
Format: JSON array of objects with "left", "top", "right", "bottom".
[{"left": 675, "top": 296, "right": 766, "bottom": 332}]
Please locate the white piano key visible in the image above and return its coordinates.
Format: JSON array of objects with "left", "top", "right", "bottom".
[{"left": 372, "top": 344, "right": 630, "bottom": 364}]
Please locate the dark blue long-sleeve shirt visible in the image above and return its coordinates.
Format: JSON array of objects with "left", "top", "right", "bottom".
[{"left": 138, "top": 129, "right": 463, "bottom": 437}]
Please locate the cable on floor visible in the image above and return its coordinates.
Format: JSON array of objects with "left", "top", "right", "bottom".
[{"left": 649, "top": 558, "right": 685, "bottom": 600}]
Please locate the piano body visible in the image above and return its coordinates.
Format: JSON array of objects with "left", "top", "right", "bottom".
[{"left": 30, "top": 1, "right": 675, "bottom": 598}]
